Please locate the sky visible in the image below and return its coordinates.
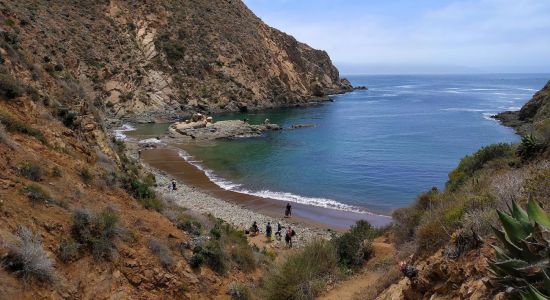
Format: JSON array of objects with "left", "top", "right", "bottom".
[{"left": 243, "top": 0, "right": 550, "bottom": 74}]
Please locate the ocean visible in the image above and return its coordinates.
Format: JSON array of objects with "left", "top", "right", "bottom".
[{"left": 128, "top": 74, "right": 549, "bottom": 216}]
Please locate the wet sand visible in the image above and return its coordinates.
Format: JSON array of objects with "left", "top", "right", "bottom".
[{"left": 141, "top": 147, "right": 392, "bottom": 231}]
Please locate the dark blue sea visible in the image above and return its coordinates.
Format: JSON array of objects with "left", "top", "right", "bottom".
[{"left": 154, "top": 74, "right": 550, "bottom": 215}]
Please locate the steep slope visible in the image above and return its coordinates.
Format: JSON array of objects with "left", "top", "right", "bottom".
[
  {"left": 0, "top": 0, "right": 351, "bottom": 122},
  {"left": 371, "top": 82, "right": 550, "bottom": 299},
  {"left": 1, "top": 1, "right": 318, "bottom": 298},
  {"left": 495, "top": 80, "right": 550, "bottom": 135}
]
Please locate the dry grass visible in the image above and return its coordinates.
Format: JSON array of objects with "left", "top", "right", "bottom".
[
  {"left": 148, "top": 239, "right": 175, "bottom": 269},
  {"left": 353, "top": 267, "right": 401, "bottom": 300},
  {"left": 2, "top": 226, "right": 56, "bottom": 283}
]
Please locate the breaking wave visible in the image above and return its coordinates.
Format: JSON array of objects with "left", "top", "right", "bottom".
[
  {"left": 176, "top": 150, "right": 388, "bottom": 217},
  {"left": 114, "top": 124, "right": 136, "bottom": 141}
]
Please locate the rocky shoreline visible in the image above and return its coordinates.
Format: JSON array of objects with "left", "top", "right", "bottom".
[
  {"left": 147, "top": 168, "right": 334, "bottom": 248},
  {"left": 167, "top": 113, "right": 281, "bottom": 140}
]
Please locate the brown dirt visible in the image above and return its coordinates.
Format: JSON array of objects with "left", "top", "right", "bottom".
[{"left": 319, "top": 236, "right": 398, "bottom": 300}]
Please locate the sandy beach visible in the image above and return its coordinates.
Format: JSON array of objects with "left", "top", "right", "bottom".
[{"left": 138, "top": 146, "right": 392, "bottom": 232}]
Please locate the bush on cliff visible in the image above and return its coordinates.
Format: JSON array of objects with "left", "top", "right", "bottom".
[
  {"left": 447, "top": 143, "right": 515, "bottom": 191},
  {"left": 71, "top": 207, "right": 119, "bottom": 260},
  {"left": 0, "top": 72, "right": 24, "bottom": 99},
  {"left": 2, "top": 225, "right": 56, "bottom": 283},
  {"left": 333, "top": 220, "right": 381, "bottom": 268},
  {"left": 0, "top": 110, "right": 47, "bottom": 144},
  {"left": 263, "top": 239, "right": 339, "bottom": 300}
]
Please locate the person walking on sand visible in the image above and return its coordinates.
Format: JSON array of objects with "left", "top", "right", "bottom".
[
  {"left": 275, "top": 222, "right": 283, "bottom": 241},
  {"left": 285, "top": 203, "right": 292, "bottom": 217},
  {"left": 171, "top": 179, "right": 177, "bottom": 191},
  {"left": 285, "top": 226, "right": 296, "bottom": 248},
  {"left": 266, "top": 222, "right": 272, "bottom": 241}
]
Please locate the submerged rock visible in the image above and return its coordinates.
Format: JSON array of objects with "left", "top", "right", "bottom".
[{"left": 290, "top": 123, "right": 316, "bottom": 129}]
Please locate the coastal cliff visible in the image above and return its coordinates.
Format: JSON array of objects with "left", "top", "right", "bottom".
[
  {"left": 0, "top": 0, "right": 350, "bottom": 298},
  {"left": 495, "top": 80, "right": 550, "bottom": 134},
  {"left": 0, "top": 0, "right": 351, "bottom": 122}
]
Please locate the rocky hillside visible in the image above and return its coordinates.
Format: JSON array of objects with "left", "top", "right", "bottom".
[
  {"left": 496, "top": 80, "right": 550, "bottom": 135},
  {"left": 0, "top": 0, "right": 351, "bottom": 122}
]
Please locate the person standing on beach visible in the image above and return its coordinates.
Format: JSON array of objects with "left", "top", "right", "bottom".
[
  {"left": 275, "top": 222, "right": 283, "bottom": 240},
  {"left": 266, "top": 222, "right": 272, "bottom": 241},
  {"left": 285, "top": 226, "right": 296, "bottom": 248},
  {"left": 171, "top": 179, "right": 177, "bottom": 191},
  {"left": 285, "top": 203, "right": 292, "bottom": 217}
]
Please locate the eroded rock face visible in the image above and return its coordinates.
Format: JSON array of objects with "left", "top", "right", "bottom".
[{"left": 4, "top": 0, "right": 351, "bottom": 121}]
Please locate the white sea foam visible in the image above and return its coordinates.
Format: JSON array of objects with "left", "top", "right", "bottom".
[
  {"left": 176, "top": 150, "right": 386, "bottom": 216},
  {"left": 114, "top": 124, "right": 136, "bottom": 141},
  {"left": 138, "top": 138, "right": 164, "bottom": 145},
  {"left": 517, "top": 88, "right": 537, "bottom": 92},
  {"left": 441, "top": 108, "right": 491, "bottom": 112},
  {"left": 482, "top": 112, "right": 499, "bottom": 122}
]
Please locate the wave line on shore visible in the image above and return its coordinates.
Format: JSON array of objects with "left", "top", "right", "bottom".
[{"left": 176, "top": 150, "right": 390, "bottom": 218}]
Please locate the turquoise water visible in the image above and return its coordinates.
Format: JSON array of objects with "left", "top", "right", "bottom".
[{"left": 142, "top": 74, "right": 549, "bottom": 215}]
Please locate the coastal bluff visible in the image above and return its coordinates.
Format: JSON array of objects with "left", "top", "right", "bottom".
[
  {"left": 0, "top": 0, "right": 352, "bottom": 122},
  {"left": 495, "top": 80, "right": 550, "bottom": 134}
]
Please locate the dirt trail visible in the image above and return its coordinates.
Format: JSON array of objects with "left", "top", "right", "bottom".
[{"left": 319, "top": 237, "right": 397, "bottom": 300}]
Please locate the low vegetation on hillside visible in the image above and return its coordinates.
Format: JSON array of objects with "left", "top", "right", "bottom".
[{"left": 262, "top": 221, "right": 382, "bottom": 299}]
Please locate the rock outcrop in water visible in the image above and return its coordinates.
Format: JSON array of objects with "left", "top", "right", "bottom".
[
  {"left": 169, "top": 119, "right": 280, "bottom": 140},
  {"left": 495, "top": 80, "right": 550, "bottom": 134}
]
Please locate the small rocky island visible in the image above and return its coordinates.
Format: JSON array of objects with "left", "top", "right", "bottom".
[{"left": 168, "top": 113, "right": 281, "bottom": 140}]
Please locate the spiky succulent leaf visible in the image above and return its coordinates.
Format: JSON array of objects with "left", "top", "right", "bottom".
[
  {"left": 542, "top": 271, "right": 550, "bottom": 295},
  {"left": 492, "top": 245, "right": 512, "bottom": 261},
  {"left": 491, "top": 202, "right": 550, "bottom": 296},
  {"left": 513, "top": 201, "right": 530, "bottom": 223},
  {"left": 528, "top": 200, "right": 550, "bottom": 228},
  {"left": 497, "top": 209, "right": 533, "bottom": 243},
  {"left": 493, "top": 226, "right": 522, "bottom": 256},
  {"left": 520, "top": 284, "right": 549, "bottom": 300}
]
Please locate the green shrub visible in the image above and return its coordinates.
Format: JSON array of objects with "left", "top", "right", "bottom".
[
  {"left": 0, "top": 73, "right": 24, "bottom": 99},
  {"left": 79, "top": 168, "right": 93, "bottom": 183},
  {"left": 23, "top": 184, "right": 50, "bottom": 204},
  {"left": 0, "top": 110, "right": 47, "bottom": 144},
  {"left": 71, "top": 207, "right": 119, "bottom": 260},
  {"left": 176, "top": 214, "right": 202, "bottom": 235},
  {"left": 189, "top": 253, "right": 204, "bottom": 269},
  {"left": 333, "top": 220, "right": 380, "bottom": 268},
  {"left": 447, "top": 143, "right": 515, "bottom": 191},
  {"left": 202, "top": 240, "right": 228, "bottom": 274},
  {"left": 51, "top": 166, "right": 62, "bottom": 177},
  {"left": 120, "top": 175, "right": 163, "bottom": 211},
  {"left": 415, "top": 219, "right": 448, "bottom": 254},
  {"left": 0, "top": 123, "right": 16, "bottom": 148},
  {"left": 57, "top": 107, "right": 78, "bottom": 128},
  {"left": 517, "top": 133, "right": 545, "bottom": 162},
  {"left": 189, "top": 253, "right": 204, "bottom": 268},
  {"left": 58, "top": 239, "right": 79, "bottom": 263},
  {"left": 263, "top": 239, "right": 338, "bottom": 300},
  {"left": 20, "top": 162, "right": 43, "bottom": 181},
  {"left": 3, "top": 225, "right": 55, "bottom": 283}
]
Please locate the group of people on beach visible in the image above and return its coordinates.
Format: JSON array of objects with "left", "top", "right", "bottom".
[
  {"left": 249, "top": 220, "right": 296, "bottom": 247},
  {"left": 247, "top": 202, "right": 296, "bottom": 247}
]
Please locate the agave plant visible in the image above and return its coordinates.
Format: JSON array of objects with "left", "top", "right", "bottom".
[
  {"left": 517, "top": 134, "right": 544, "bottom": 161},
  {"left": 490, "top": 199, "right": 550, "bottom": 299}
]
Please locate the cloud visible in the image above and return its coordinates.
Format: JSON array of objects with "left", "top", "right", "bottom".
[{"left": 243, "top": 0, "right": 550, "bottom": 73}]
